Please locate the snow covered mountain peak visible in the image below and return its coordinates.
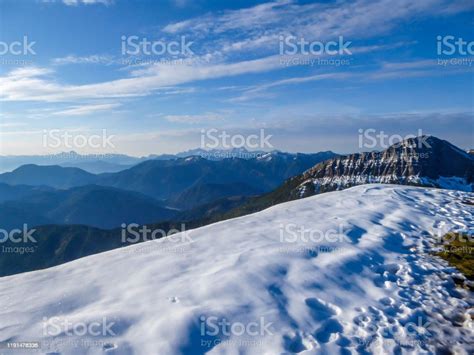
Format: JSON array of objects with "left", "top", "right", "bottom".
[{"left": 292, "top": 135, "right": 474, "bottom": 199}]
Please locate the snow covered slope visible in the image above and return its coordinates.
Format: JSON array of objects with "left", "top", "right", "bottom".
[{"left": 0, "top": 185, "right": 473, "bottom": 354}]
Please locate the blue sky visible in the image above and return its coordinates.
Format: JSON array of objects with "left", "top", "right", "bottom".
[{"left": 0, "top": 0, "right": 473, "bottom": 156}]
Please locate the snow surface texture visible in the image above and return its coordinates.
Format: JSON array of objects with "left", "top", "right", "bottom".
[{"left": 0, "top": 185, "right": 473, "bottom": 354}]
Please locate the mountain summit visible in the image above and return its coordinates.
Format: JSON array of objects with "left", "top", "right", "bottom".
[{"left": 294, "top": 136, "right": 473, "bottom": 198}]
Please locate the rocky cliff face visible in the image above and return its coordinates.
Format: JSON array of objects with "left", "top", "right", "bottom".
[{"left": 294, "top": 136, "right": 473, "bottom": 197}]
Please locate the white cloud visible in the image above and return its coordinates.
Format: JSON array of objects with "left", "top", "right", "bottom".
[
  {"left": 227, "top": 57, "right": 474, "bottom": 102},
  {"left": 163, "top": 0, "right": 293, "bottom": 34},
  {"left": 1, "top": 54, "right": 471, "bottom": 104},
  {"left": 228, "top": 72, "right": 354, "bottom": 102},
  {"left": 158, "top": 0, "right": 474, "bottom": 75},
  {"left": 163, "top": 0, "right": 473, "bottom": 48},
  {"left": 164, "top": 112, "right": 227, "bottom": 124},
  {"left": 171, "top": 0, "right": 189, "bottom": 8},
  {"left": 51, "top": 103, "right": 121, "bottom": 116},
  {"left": 81, "top": 111, "right": 474, "bottom": 155},
  {"left": 1, "top": 110, "right": 472, "bottom": 155},
  {"left": 0, "top": 56, "right": 284, "bottom": 102},
  {"left": 0, "top": 122, "right": 27, "bottom": 128},
  {"left": 60, "top": 0, "right": 113, "bottom": 6},
  {"left": 1, "top": 0, "right": 472, "bottom": 106}
]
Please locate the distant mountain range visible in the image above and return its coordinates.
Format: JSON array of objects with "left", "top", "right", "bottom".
[
  {"left": 0, "top": 184, "right": 176, "bottom": 230},
  {"left": 0, "top": 148, "right": 295, "bottom": 173},
  {"left": 0, "top": 183, "right": 55, "bottom": 203},
  {"left": 0, "top": 151, "right": 140, "bottom": 174},
  {"left": 96, "top": 152, "right": 337, "bottom": 201},
  {"left": 0, "top": 150, "right": 337, "bottom": 229},
  {"left": 0, "top": 164, "right": 97, "bottom": 189}
]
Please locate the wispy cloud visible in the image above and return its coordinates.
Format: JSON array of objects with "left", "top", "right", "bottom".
[
  {"left": 102, "top": 111, "right": 474, "bottom": 155},
  {"left": 1, "top": 0, "right": 472, "bottom": 105},
  {"left": 43, "top": 0, "right": 114, "bottom": 6},
  {"left": 228, "top": 57, "right": 474, "bottom": 102},
  {"left": 170, "top": 0, "right": 190, "bottom": 8},
  {"left": 164, "top": 112, "right": 227, "bottom": 124},
  {"left": 163, "top": 0, "right": 292, "bottom": 34},
  {"left": 0, "top": 122, "right": 27, "bottom": 128},
  {"left": 369, "top": 58, "right": 474, "bottom": 79},
  {"left": 163, "top": 0, "right": 474, "bottom": 56},
  {"left": 51, "top": 103, "right": 121, "bottom": 116},
  {"left": 0, "top": 55, "right": 284, "bottom": 102},
  {"left": 2, "top": 53, "right": 471, "bottom": 104}
]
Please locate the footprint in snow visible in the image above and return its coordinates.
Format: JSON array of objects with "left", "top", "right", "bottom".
[
  {"left": 305, "top": 297, "right": 341, "bottom": 321},
  {"left": 103, "top": 343, "right": 117, "bottom": 351}
]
